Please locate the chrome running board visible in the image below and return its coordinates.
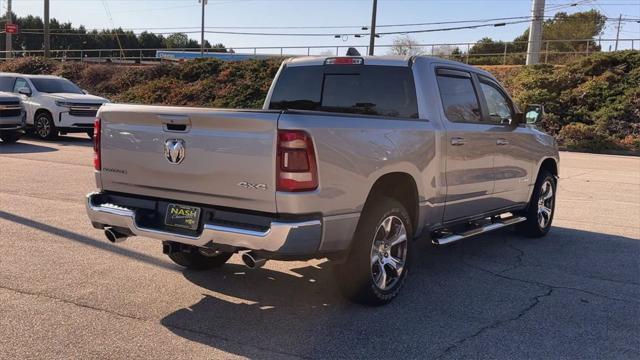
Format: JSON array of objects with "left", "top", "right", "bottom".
[{"left": 432, "top": 216, "right": 527, "bottom": 246}]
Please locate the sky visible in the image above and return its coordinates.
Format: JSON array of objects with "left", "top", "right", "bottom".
[{"left": 6, "top": 0, "right": 640, "bottom": 54}]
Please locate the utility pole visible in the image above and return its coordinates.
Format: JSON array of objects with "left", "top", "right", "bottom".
[
  {"left": 44, "top": 0, "right": 50, "bottom": 57},
  {"left": 526, "top": 0, "right": 545, "bottom": 65},
  {"left": 614, "top": 14, "right": 622, "bottom": 51},
  {"left": 368, "top": 0, "right": 377, "bottom": 56},
  {"left": 5, "top": 0, "right": 12, "bottom": 59},
  {"left": 200, "top": 0, "right": 207, "bottom": 56}
]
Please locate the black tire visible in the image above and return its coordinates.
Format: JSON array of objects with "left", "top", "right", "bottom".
[
  {"left": 516, "top": 169, "right": 557, "bottom": 237},
  {"left": 334, "top": 196, "right": 413, "bottom": 306},
  {"left": 87, "top": 130, "right": 94, "bottom": 139},
  {"left": 33, "top": 112, "right": 57, "bottom": 140},
  {"left": 0, "top": 131, "right": 21, "bottom": 143},
  {"left": 167, "top": 244, "right": 233, "bottom": 270}
]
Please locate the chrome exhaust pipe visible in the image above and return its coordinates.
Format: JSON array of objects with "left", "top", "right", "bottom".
[
  {"left": 104, "top": 228, "right": 128, "bottom": 243},
  {"left": 241, "top": 251, "right": 266, "bottom": 269}
]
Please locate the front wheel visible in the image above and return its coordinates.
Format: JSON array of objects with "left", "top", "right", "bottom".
[
  {"left": 334, "top": 197, "right": 412, "bottom": 306},
  {"left": 0, "top": 131, "right": 21, "bottom": 143},
  {"left": 34, "top": 112, "right": 57, "bottom": 140},
  {"left": 167, "top": 244, "right": 233, "bottom": 270},
  {"left": 516, "top": 170, "right": 557, "bottom": 237}
]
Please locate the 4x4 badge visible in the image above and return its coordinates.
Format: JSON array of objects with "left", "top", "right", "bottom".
[{"left": 164, "top": 139, "right": 185, "bottom": 164}]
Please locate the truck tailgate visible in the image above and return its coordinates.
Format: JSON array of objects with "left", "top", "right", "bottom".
[{"left": 98, "top": 104, "right": 280, "bottom": 213}]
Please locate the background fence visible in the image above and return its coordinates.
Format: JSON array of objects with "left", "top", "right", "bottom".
[{"left": 0, "top": 38, "right": 636, "bottom": 66}]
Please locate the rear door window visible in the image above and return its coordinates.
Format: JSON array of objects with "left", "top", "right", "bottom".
[
  {"left": 269, "top": 65, "right": 418, "bottom": 119},
  {"left": 436, "top": 70, "right": 482, "bottom": 123}
]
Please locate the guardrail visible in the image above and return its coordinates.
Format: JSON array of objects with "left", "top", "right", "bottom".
[{"left": 0, "top": 38, "right": 636, "bottom": 65}]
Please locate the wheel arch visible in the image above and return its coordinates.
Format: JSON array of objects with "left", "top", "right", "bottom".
[
  {"left": 34, "top": 108, "right": 53, "bottom": 122},
  {"left": 539, "top": 157, "right": 558, "bottom": 178},
  {"left": 363, "top": 172, "right": 420, "bottom": 234}
]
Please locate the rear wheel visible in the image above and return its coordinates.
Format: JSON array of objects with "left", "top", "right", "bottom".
[
  {"left": 167, "top": 244, "right": 233, "bottom": 270},
  {"left": 34, "top": 112, "right": 57, "bottom": 140},
  {"left": 87, "top": 130, "right": 94, "bottom": 139},
  {"left": 334, "top": 197, "right": 412, "bottom": 306},
  {"left": 0, "top": 131, "right": 21, "bottom": 143},
  {"left": 517, "top": 169, "right": 556, "bottom": 237}
]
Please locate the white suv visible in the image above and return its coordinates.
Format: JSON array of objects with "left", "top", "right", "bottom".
[{"left": 0, "top": 73, "right": 109, "bottom": 140}]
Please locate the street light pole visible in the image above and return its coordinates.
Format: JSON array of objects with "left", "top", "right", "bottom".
[
  {"left": 368, "top": 0, "right": 378, "bottom": 56},
  {"left": 526, "top": 0, "right": 545, "bottom": 65},
  {"left": 5, "top": 0, "right": 12, "bottom": 59},
  {"left": 614, "top": 14, "right": 622, "bottom": 51},
  {"left": 44, "top": 0, "right": 51, "bottom": 57},
  {"left": 200, "top": 0, "right": 207, "bottom": 56}
]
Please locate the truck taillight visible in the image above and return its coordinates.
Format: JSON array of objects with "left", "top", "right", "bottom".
[
  {"left": 93, "top": 118, "right": 101, "bottom": 170},
  {"left": 277, "top": 130, "right": 318, "bottom": 192}
]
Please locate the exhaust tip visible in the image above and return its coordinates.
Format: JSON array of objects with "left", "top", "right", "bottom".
[
  {"left": 241, "top": 252, "right": 266, "bottom": 269},
  {"left": 105, "top": 228, "right": 128, "bottom": 243}
]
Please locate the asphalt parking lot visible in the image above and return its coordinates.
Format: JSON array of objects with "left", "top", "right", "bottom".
[{"left": 1, "top": 134, "right": 639, "bottom": 359}]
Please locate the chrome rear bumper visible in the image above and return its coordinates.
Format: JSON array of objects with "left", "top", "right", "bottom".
[{"left": 86, "top": 192, "right": 322, "bottom": 254}]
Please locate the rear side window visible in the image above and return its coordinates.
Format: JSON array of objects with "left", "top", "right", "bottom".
[
  {"left": 269, "top": 65, "right": 418, "bottom": 119},
  {"left": 436, "top": 73, "right": 481, "bottom": 123},
  {"left": 0, "top": 77, "right": 15, "bottom": 92}
]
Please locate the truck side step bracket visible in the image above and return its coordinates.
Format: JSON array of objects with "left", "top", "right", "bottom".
[{"left": 432, "top": 216, "right": 527, "bottom": 246}]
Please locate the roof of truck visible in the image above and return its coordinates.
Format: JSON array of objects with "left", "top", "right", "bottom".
[{"left": 285, "top": 55, "right": 493, "bottom": 77}]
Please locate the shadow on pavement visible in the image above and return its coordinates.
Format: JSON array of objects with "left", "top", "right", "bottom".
[
  {"left": 160, "top": 226, "right": 640, "bottom": 359},
  {"left": 22, "top": 133, "right": 93, "bottom": 147},
  {"left": 0, "top": 210, "right": 176, "bottom": 272},
  {"left": 0, "top": 141, "right": 58, "bottom": 154}
]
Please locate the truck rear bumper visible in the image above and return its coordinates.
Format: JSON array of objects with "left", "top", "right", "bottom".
[{"left": 86, "top": 192, "right": 323, "bottom": 256}]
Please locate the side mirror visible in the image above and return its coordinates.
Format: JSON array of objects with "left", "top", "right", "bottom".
[
  {"left": 82, "top": 89, "right": 89, "bottom": 95},
  {"left": 18, "top": 87, "right": 32, "bottom": 97},
  {"left": 525, "top": 104, "right": 544, "bottom": 124}
]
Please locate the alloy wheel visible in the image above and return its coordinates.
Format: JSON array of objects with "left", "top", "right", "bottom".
[
  {"left": 35, "top": 116, "right": 51, "bottom": 138},
  {"left": 537, "top": 179, "right": 554, "bottom": 228},
  {"left": 370, "top": 215, "right": 408, "bottom": 291}
]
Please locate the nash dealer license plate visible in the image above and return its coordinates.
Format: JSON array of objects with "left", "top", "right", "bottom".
[{"left": 165, "top": 204, "right": 201, "bottom": 230}]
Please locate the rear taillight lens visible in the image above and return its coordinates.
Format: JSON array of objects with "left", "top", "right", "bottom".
[
  {"left": 93, "top": 118, "right": 101, "bottom": 170},
  {"left": 277, "top": 130, "right": 318, "bottom": 192}
]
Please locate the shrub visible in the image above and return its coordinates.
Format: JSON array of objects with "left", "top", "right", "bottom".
[
  {"left": 0, "top": 57, "right": 58, "bottom": 74},
  {"left": 557, "top": 123, "right": 619, "bottom": 152}
]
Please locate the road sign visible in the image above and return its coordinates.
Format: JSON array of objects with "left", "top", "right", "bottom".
[{"left": 5, "top": 24, "right": 18, "bottom": 34}]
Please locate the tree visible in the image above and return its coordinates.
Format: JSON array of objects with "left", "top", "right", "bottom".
[
  {"left": 512, "top": 10, "right": 606, "bottom": 53},
  {"left": 388, "top": 36, "right": 424, "bottom": 56},
  {"left": 165, "top": 33, "right": 190, "bottom": 49}
]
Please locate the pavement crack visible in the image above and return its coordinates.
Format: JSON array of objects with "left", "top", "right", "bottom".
[
  {"left": 499, "top": 244, "right": 525, "bottom": 274},
  {"left": 462, "top": 257, "right": 640, "bottom": 304},
  {"left": 435, "top": 285, "right": 553, "bottom": 359},
  {"left": 0, "top": 284, "right": 307, "bottom": 359}
]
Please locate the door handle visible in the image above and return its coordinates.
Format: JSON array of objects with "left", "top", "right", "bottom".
[
  {"left": 496, "top": 138, "right": 509, "bottom": 146},
  {"left": 450, "top": 137, "right": 466, "bottom": 146}
]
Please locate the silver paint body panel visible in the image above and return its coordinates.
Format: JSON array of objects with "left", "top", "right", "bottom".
[{"left": 92, "top": 56, "right": 558, "bottom": 255}]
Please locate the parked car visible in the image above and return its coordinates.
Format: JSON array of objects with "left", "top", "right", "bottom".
[
  {"left": 85, "top": 56, "right": 559, "bottom": 305},
  {"left": 0, "top": 73, "right": 109, "bottom": 140},
  {"left": 0, "top": 91, "right": 26, "bottom": 143}
]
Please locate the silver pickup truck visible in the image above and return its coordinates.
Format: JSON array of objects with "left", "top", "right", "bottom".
[
  {"left": 86, "top": 56, "right": 558, "bottom": 305},
  {"left": 0, "top": 91, "right": 25, "bottom": 143}
]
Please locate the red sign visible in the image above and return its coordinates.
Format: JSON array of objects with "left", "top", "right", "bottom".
[{"left": 5, "top": 24, "right": 18, "bottom": 34}]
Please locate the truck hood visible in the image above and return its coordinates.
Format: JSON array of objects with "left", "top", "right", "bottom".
[
  {"left": 44, "top": 93, "right": 109, "bottom": 103},
  {"left": 0, "top": 91, "right": 21, "bottom": 102}
]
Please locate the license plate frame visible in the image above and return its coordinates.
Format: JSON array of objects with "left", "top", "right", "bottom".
[{"left": 164, "top": 204, "right": 201, "bottom": 231}]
